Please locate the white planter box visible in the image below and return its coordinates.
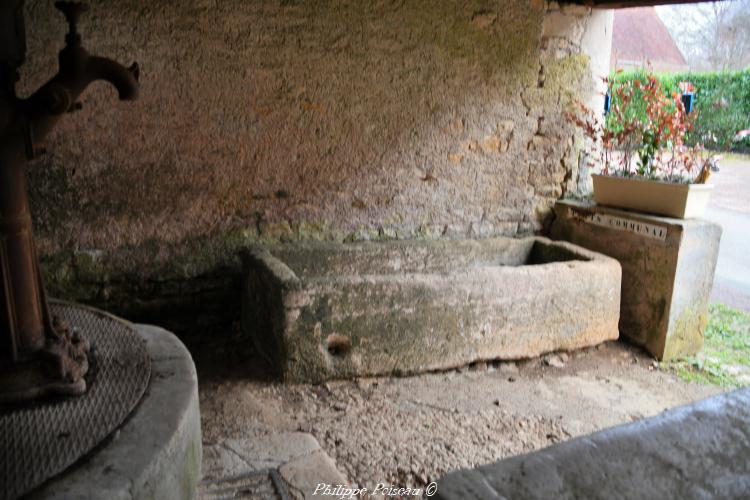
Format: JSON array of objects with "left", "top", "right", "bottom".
[{"left": 592, "top": 174, "right": 714, "bottom": 219}]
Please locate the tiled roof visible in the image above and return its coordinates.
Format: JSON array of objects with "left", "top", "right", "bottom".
[{"left": 611, "top": 7, "right": 687, "bottom": 70}]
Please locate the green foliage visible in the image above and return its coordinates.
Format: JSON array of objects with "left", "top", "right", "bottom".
[
  {"left": 570, "top": 72, "right": 710, "bottom": 182},
  {"left": 661, "top": 303, "right": 750, "bottom": 387},
  {"left": 609, "top": 69, "right": 750, "bottom": 152},
  {"left": 735, "top": 134, "right": 750, "bottom": 152}
]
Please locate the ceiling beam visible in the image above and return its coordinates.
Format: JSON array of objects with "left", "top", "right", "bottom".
[{"left": 567, "top": 0, "right": 717, "bottom": 8}]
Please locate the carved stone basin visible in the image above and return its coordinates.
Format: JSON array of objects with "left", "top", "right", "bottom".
[{"left": 242, "top": 237, "right": 621, "bottom": 382}]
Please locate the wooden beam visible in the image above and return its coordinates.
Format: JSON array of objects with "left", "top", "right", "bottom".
[{"left": 567, "top": 0, "right": 717, "bottom": 8}]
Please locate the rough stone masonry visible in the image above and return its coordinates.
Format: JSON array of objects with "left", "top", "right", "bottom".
[{"left": 19, "top": 1, "right": 613, "bottom": 330}]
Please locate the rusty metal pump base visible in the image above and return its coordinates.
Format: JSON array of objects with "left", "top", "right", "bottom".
[{"left": 0, "top": 301, "right": 151, "bottom": 500}]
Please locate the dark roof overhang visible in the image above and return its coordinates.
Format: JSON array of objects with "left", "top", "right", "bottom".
[{"left": 567, "top": 0, "right": 717, "bottom": 8}]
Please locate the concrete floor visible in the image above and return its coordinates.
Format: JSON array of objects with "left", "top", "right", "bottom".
[{"left": 706, "top": 158, "right": 750, "bottom": 312}]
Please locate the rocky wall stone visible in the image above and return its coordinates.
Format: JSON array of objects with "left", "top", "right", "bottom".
[{"left": 19, "top": 1, "right": 612, "bottom": 331}]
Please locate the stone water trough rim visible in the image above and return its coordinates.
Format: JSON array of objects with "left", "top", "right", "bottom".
[{"left": 244, "top": 235, "right": 618, "bottom": 284}]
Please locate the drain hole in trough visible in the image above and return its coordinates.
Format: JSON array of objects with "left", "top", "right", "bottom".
[{"left": 327, "top": 334, "right": 351, "bottom": 356}]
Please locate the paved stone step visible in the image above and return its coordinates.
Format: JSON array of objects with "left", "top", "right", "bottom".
[{"left": 200, "top": 432, "right": 349, "bottom": 499}]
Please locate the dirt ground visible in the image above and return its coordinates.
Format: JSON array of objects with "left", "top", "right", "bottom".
[{"left": 197, "top": 339, "right": 722, "bottom": 490}]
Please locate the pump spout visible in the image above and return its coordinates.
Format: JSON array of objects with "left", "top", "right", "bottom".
[
  {"left": 17, "top": 1, "right": 139, "bottom": 144},
  {"left": 51, "top": 1, "right": 139, "bottom": 101},
  {"left": 18, "top": 51, "right": 139, "bottom": 147},
  {"left": 84, "top": 56, "right": 139, "bottom": 101}
]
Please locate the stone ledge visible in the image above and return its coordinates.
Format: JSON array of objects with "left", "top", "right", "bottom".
[
  {"left": 435, "top": 388, "right": 750, "bottom": 499},
  {"left": 29, "top": 325, "right": 202, "bottom": 500}
]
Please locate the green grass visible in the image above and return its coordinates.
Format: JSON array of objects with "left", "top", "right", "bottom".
[{"left": 660, "top": 303, "right": 750, "bottom": 388}]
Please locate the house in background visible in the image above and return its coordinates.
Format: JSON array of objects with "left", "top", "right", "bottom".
[{"left": 611, "top": 7, "right": 688, "bottom": 72}]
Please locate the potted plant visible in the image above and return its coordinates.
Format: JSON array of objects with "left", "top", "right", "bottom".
[{"left": 569, "top": 73, "right": 716, "bottom": 219}]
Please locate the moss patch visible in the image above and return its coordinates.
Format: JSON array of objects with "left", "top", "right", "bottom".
[
  {"left": 523, "top": 54, "right": 591, "bottom": 111},
  {"left": 660, "top": 303, "right": 750, "bottom": 388}
]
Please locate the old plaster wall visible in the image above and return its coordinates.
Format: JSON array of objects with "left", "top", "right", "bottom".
[{"left": 20, "top": 0, "right": 612, "bottom": 329}]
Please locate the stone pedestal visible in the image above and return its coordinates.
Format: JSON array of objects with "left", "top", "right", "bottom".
[
  {"left": 28, "top": 324, "right": 202, "bottom": 500},
  {"left": 551, "top": 200, "right": 721, "bottom": 360}
]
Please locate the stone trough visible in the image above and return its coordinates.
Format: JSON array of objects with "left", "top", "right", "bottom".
[{"left": 242, "top": 237, "right": 621, "bottom": 382}]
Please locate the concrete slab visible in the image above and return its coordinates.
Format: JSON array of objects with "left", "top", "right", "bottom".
[
  {"left": 435, "top": 388, "right": 750, "bottom": 500},
  {"left": 552, "top": 200, "right": 722, "bottom": 360},
  {"left": 29, "top": 325, "right": 202, "bottom": 500},
  {"left": 279, "top": 451, "right": 349, "bottom": 499}
]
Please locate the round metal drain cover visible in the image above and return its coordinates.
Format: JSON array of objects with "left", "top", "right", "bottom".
[{"left": 0, "top": 301, "right": 151, "bottom": 500}]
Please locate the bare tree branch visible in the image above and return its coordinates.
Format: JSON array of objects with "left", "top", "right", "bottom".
[{"left": 657, "top": 0, "right": 750, "bottom": 71}]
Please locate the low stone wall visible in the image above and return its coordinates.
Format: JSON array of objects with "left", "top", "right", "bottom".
[
  {"left": 434, "top": 388, "right": 750, "bottom": 499},
  {"left": 43, "top": 253, "right": 243, "bottom": 339},
  {"left": 242, "top": 237, "right": 621, "bottom": 382}
]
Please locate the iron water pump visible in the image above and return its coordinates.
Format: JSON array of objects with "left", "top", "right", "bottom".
[{"left": 0, "top": 1, "right": 139, "bottom": 402}]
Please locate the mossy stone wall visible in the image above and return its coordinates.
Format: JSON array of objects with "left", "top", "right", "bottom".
[{"left": 19, "top": 1, "right": 611, "bottom": 332}]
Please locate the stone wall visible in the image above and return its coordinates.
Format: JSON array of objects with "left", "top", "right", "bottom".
[{"left": 20, "top": 0, "right": 612, "bottom": 331}]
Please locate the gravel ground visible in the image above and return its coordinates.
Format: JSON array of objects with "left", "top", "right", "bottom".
[
  {"left": 197, "top": 339, "right": 722, "bottom": 490},
  {"left": 706, "top": 157, "right": 750, "bottom": 311},
  {"left": 296, "top": 384, "right": 569, "bottom": 489}
]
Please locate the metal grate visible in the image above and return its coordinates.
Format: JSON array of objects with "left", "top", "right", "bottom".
[
  {"left": 0, "top": 301, "right": 151, "bottom": 500},
  {"left": 198, "top": 469, "right": 293, "bottom": 500}
]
